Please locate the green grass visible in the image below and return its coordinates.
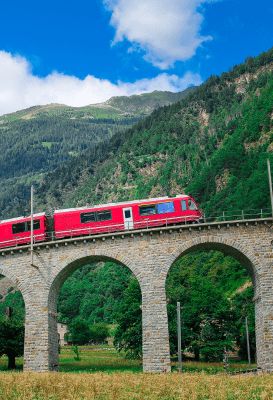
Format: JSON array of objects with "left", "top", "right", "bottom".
[
  {"left": 0, "top": 356, "right": 23, "bottom": 371},
  {"left": 59, "top": 345, "right": 141, "bottom": 373},
  {"left": 0, "top": 345, "right": 257, "bottom": 374},
  {"left": 172, "top": 360, "right": 257, "bottom": 374}
]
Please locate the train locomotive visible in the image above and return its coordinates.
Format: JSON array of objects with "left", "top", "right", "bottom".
[{"left": 0, "top": 194, "right": 202, "bottom": 249}]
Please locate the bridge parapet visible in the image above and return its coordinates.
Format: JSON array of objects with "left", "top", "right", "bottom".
[{"left": 0, "top": 217, "right": 272, "bottom": 257}]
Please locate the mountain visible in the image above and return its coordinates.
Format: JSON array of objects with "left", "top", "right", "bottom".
[
  {"left": 0, "top": 89, "right": 193, "bottom": 218},
  {"left": 1, "top": 89, "right": 193, "bottom": 122},
  {"left": 32, "top": 47, "right": 273, "bottom": 217},
  {"left": 104, "top": 89, "right": 194, "bottom": 115}
]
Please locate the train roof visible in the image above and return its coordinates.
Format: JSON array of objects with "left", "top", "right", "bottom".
[
  {"left": 0, "top": 212, "right": 46, "bottom": 224},
  {"left": 54, "top": 194, "right": 189, "bottom": 214}
]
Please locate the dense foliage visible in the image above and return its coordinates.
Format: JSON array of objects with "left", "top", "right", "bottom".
[
  {"left": 114, "top": 278, "right": 142, "bottom": 358},
  {"left": 58, "top": 262, "right": 132, "bottom": 325},
  {"left": 0, "top": 290, "right": 25, "bottom": 369},
  {"left": 166, "top": 252, "right": 255, "bottom": 361},
  {"left": 0, "top": 317, "right": 25, "bottom": 369}
]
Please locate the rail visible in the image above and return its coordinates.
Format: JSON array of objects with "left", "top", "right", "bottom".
[
  {"left": 201, "top": 208, "right": 272, "bottom": 223},
  {"left": 0, "top": 208, "right": 272, "bottom": 249}
]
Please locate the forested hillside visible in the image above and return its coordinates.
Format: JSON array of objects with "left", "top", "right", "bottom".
[
  {"left": 0, "top": 90, "right": 191, "bottom": 218},
  {"left": 33, "top": 48, "right": 273, "bottom": 218}
]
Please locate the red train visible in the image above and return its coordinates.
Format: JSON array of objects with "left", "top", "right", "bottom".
[{"left": 0, "top": 195, "right": 202, "bottom": 249}]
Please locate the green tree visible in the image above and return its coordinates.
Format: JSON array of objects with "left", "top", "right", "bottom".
[
  {"left": 58, "top": 262, "right": 132, "bottom": 325},
  {"left": 231, "top": 286, "right": 256, "bottom": 361},
  {"left": 114, "top": 278, "right": 142, "bottom": 358},
  {"left": 89, "top": 323, "right": 109, "bottom": 343},
  {"left": 167, "top": 252, "right": 242, "bottom": 361},
  {"left": 0, "top": 315, "right": 24, "bottom": 369},
  {"left": 68, "top": 317, "right": 91, "bottom": 345}
]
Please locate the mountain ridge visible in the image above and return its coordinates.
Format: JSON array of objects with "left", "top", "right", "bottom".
[{"left": 0, "top": 88, "right": 194, "bottom": 121}]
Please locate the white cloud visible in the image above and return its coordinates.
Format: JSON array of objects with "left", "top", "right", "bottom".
[
  {"left": 0, "top": 51, "right": 202, "bottom": 116},
  {"left": 104, "top": 0, "right": 211, "bottom": 69}
]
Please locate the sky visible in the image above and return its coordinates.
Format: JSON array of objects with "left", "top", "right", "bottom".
[{"left": 0, "top": 0, "right": 272, "bottom": 115}]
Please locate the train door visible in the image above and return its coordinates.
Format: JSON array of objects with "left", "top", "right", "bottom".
[{"left": 123, "top": 207, "right": 134, "bottom": 230}]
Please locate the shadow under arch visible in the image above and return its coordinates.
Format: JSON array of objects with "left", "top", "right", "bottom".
[{"left": 47, "top": 254, "right": 143, "bottom": 371}]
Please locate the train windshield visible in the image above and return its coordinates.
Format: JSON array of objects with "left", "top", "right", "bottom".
[{"left": 188, "top": 200, "right": 197, "bottom": 210}]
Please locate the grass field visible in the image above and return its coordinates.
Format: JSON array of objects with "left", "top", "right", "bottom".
[
  {"left": 59, "top": 346, "right": 142, "bottom": 373},
  {"left": 0, "top": 346, "right": 272, "bottom": 399},
  {"left": 0, "top": 345, "right": 257, "bottom": 374},
  {"left": 0, "top": 372, "right": 272, "bottom": 399}
]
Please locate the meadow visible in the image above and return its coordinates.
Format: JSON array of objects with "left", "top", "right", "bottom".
[
  {"left": 0, "top": 346, "right": 272, "bottom": 399},
  {"left": 0, "top": 345, "right": 257, "bottom": 374}
]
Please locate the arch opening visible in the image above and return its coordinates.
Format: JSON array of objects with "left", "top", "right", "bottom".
[
  {"left": 0, "top": 273, "right": 25, "bottom": 370},
  {"left": 166, "top": 241, "right": 259, "bottom": 372},
  {"left": 48, "top": 255, "right": 142, "bottom": 372}
]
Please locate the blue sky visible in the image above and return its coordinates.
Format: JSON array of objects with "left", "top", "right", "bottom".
[{"left": 0, "top": 0, "right": 272, "bottom": 115}]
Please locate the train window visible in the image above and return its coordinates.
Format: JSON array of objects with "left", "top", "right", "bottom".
[
  {"left": 188, "top": 200, "right": 197, "bottom": 210},
  {"left": 12, "top": 222, "right": 26, "bottom": 234},
  {"left": 12, "top": 220, "right": 40, "bottom": 234},
  {"left": 181, "top": 200, "right": 187, "bottom": 211},
  {"left": 26, "top": 220, "right": 41, "bottom": 231},
  {"left": 139, "top": 204, "right": 156, "bottom": 216},
  {"left": 97, "top": 210, "right": 112, "bottom": 221},
  {"left": 157, "top": 202, "right": 175, "bottom": 214},
  {"left": 124, "top": 209, "right": 131, "bottom": 218},
  {"left": 80, "top": 212, "right": 96, "bottom": 223}
]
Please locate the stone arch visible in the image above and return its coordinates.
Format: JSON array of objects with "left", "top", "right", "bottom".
[
  {"left": 49, "top": 251, "right": 143, "bottom": 296},
  {"left": 47, "top": 251, "right": 143, "bottom": 371},
  {"left": 164, "top": 235, "right": 263, "bottom": 367},
  {"left": 0, "top": 265, "right": 28, "bottom": 306},
  {"left": 165, "top": 235, "right": 261, "bottom": 294}
]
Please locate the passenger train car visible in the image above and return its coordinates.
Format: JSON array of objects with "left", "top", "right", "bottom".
[
  {"left": 0, "top": 213, "right": 47, "bottom": 248},
  {"left": 0, "top": 195, "right": 202, "bottom": 249}
]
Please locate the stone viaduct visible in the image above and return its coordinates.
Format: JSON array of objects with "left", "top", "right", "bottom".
[{"left": 0, "top": 217, "right": 272, "bottom": 373}]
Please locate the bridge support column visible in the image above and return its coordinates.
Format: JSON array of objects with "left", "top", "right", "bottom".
[
  {"left": 141, "top": 280, "right": 171, "bottom": 372},
  {"left": 255, "top": 285, "right": 273, "bottom": 372},
  {"left": 23, "top": 288, "right": 58, "bottom": 372}
]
